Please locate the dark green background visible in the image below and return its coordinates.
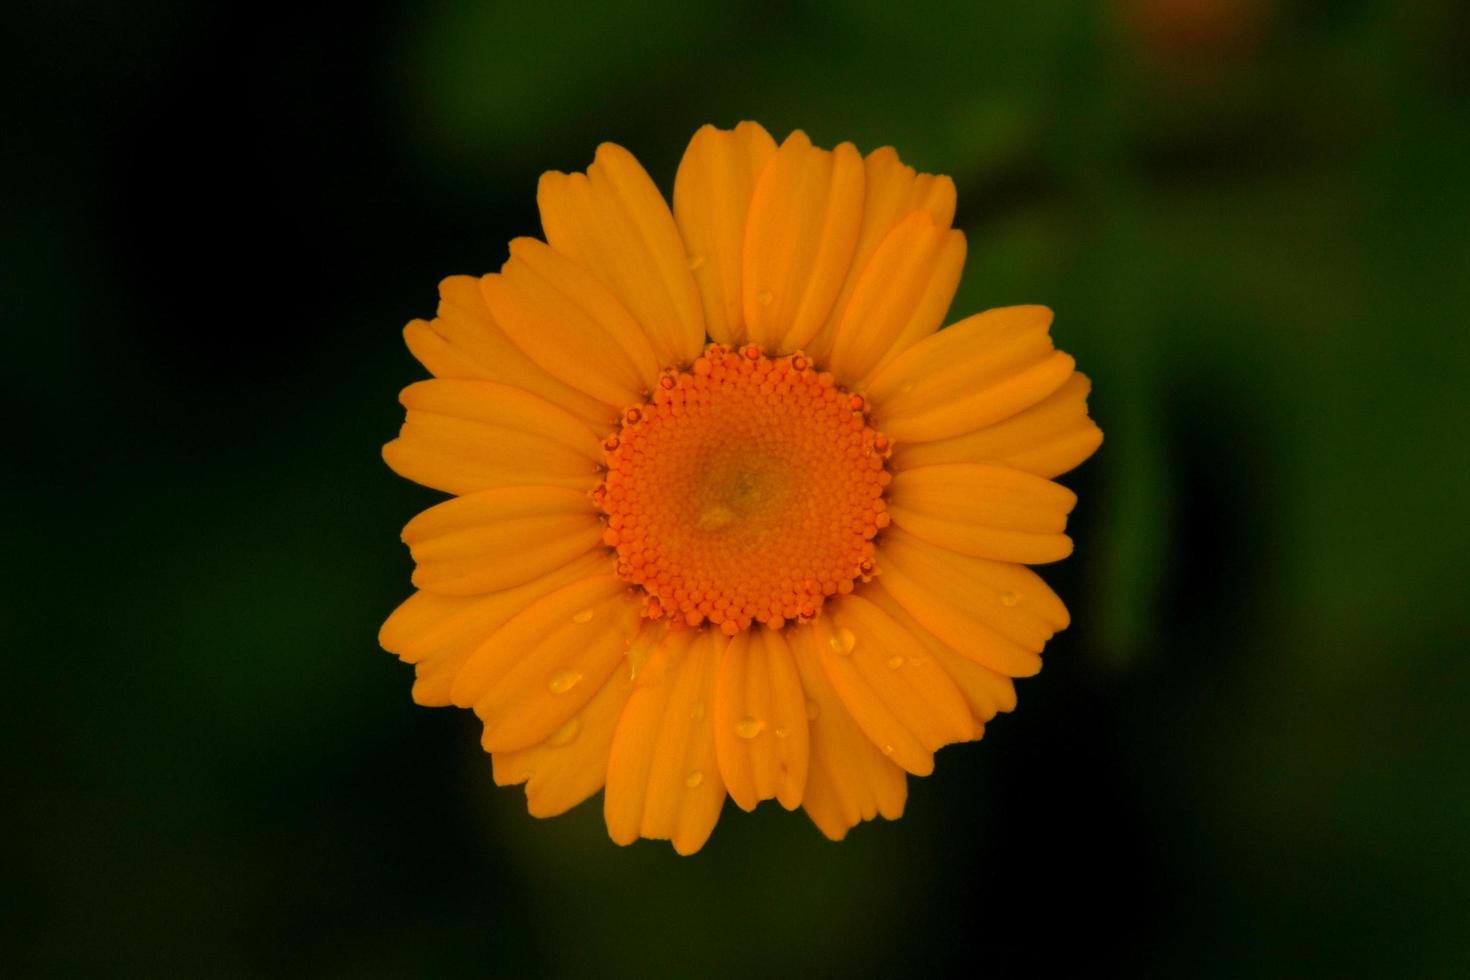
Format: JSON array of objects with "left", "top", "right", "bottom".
[{"left": 8, "top": 1, "right": 1469, "bottom": 975}]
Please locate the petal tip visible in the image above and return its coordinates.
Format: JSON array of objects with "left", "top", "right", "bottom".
[
  {"left": 780, "top": 129, "right": 813, "bottom": 151},
  {"left": 733, "top": 119, "right": 772, "bottom": 139}
]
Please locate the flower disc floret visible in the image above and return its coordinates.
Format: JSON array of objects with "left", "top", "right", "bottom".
[{"left": 596, "top": 344, "right": 891, "bottom": 635}]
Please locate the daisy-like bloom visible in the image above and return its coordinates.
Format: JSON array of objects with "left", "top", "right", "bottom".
[{"left": 382, "top": 122, "right": 1101, "bottom": 854}]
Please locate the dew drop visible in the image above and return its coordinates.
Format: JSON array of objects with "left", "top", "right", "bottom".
[
  {"left": 774, "top": 726, "right": 790, "bottom": 739},
  {"left": 690, "top": 701, "right": 705, "bottom": 722},
  {"left": 805, "top": 700, "right": 820, "bottom": 720},
  {"left": 828, "top": 626, "right": 857, "bottom": 655},
  {"left": 756, "top": 290, "right": 774, "bottom": 306},
  {"left": 886, "top": 655, "right": 904, "bottom": 670},
  {"left": 628, "top": 648, "right": 650, "bottom": 681},
  {"left": 571, "top": 608, "right": 595, "bottom": 624},
  {"left": 548, "top": 718, "right": 580, "bottom": 747},
  {"left": 735, "top": 716, "right": 766, "bottom": 739},
  {"left": 685, "top": 770, "right": 704, "bottom": 788},
  {"left": 1001, "top": 590, "right": 1022, "bottom": 607},
  {"left": 881, "top": 744, "right": 895, "bottom": 757},
  {"left": 688, "top": 253, "right": 705, "bottom": 271},
  {"left": 548, "top": 669, "right": 583, "bottom": 694}
]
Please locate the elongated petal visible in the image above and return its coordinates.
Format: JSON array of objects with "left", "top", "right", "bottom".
[
  {"left": 403, "top": 486, "right": 602, "bottom": 596},
  {"left": 864, "top": 583, "right": 1016, "bottom": 726},
  {"left": 742, "top": 131, "right": 865, "bottom": 352},
  {"left": 825, "top": 211, "right": 966, "bottom": 389},
  {"left": 604, "top": 630, "right": 727, "bottom": 854},
  {"left": 891, "top": 372, "right": 1103, "bottom": 479},
  {"left": 807, "top": 146, "right": 957, "bottom": 364},
  {"left": 867, "top": 306, "right": 1074, "bottom": 444},
  {"left": 713, "top": 628, "right": 809, "bottom": 812},
  {"left": 887, "top": 462, "right": 1077, "bottom": 564},
  {"left": 378, "top": 551, "right": 610, "bottom": 706},
  {"left": 482, "top": 238, "right": 662, "bottom": 408},
  {"left": 450, "top": 574, "right": 627, "bottom": 709},
  {"left": 876, "top": 528, "right": 1070, "bottom": 677},
  {"left": 403, "top": 275, "right": 613, "bottom": 431},
  {"left": 673, "top": 121, "right": 778, "bottom": 346},
  {"left": 382, "top": 380, "right": 603, "bottom": 495},
  {"left": 855, "top": 147, "right": 957, "bottom": 267},
  {"left": 811, "top": 595, "right": 975, "bottom": 776},
  {"left": 473, "top": 586, "right": 642, "bottom": 752},
  {"left": 789, "top": 627, "right": 907, "bottom": 841},
  {"left": 538, "top": 143, "right": 705, "bottom": 367},
  {"left": 490, "top": 644, "right": 640, "bottom": 817},
  {"left": 492, "top": 628, "right": 676, "bottom": 817}
]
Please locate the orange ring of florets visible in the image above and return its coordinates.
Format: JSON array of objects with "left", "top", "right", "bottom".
[{"left": 595, "top": 344, "right": 891, "bottom": 635}]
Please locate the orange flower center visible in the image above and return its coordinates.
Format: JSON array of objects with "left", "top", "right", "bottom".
[{"left": 596, "top": 344, "right": 891, "bottom": 635}]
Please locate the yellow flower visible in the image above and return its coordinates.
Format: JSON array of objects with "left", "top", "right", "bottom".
[{"left": 381, "top": 122, "right": 1102, "bottom": 854}]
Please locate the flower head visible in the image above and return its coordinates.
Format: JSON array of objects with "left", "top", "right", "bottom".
[{"left": 382, "top": 122, "right": 1102, "bottom": 853}]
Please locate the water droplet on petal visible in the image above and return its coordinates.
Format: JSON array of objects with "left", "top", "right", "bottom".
[
  {"left": 806, "top": 700, "right": 820, "bottom": 720},
  {"left": 774, "top": 726, "right": 790, "bottom": 739},
  {"left": 688, "top": 253, "right": 705, "bottom": 271},
  {"left": 685, "top": 770, "right": 704, "bottom": 788},
  {"left": 828, "top": 626, "right": 857, "bottom": 655},
  {"left": 756, "top": 289, "right": 773, "bottom": 306},
  {"left": 690, "top": 701, "right": 705, "bottom": 722},
  {"left": 571, "top": 608, "right": 595, "bottom": 623},
  {"left": 548, "top": 669, "right": 583, "bottom": 694},
  {"left": 548, "top": 718, "right": 580, "bottom": 747},
  {"left": 735, "top": 717, "right": 766, "bottom": 739},
  {"left": 881, "top": 744, "right": 895, "bottom": 757},
  {"left": 1001, "top": 590, "right": 1022, "bottom": 607},
  {"left": 886, "top": 655, "right": 904, "bottom": 670},
  {"left": 628, "top": 643, "right": 652, "bottom": 681}
]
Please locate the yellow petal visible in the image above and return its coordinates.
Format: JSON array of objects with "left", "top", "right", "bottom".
[
  {"left": 473, "top": 586, "right": 642, "bottom": 753},
  {"left": 402, "top": 275, "right": 613, "bottom": 431},
  {"left": 378, "top": 551, "right": 609, "bottom": 706},
  {"left": 887, "top": 462, "right": 1077, "bottom": 564},
  {"left": 891, "top": 372, "right": 1103, "bottom": 479},
  {"left": 490, "top": 646, "right": 639, "bottom": 818},
  {"left": 825, "top": 211, "right": 966, "bottom": 389},
  {"left": 482, "top": 238, "right": 662, "bottom": 408},
  {"left": 712, "top": 627, "right": 810, "bottom": 812},
  {"left": 538, "top": 143, "right": 705, "bottom": 367},
  {"left": 742, "top": 131, "right": 865, "bottom": 352},
  {"left": 864, "top": 583, "right": 1016, "bottom": 726},
  {"left": 604, "top": 629, "right": 727, "bottom": 855},
  {"left": 850, "top": 145, "right": 958, "bottom": 273},
  {"left": 809, "top": 595, "right": 975, "bottom": 776},
  {"left": 382, "top": 380, "right": 603, "bottom": 495},
  {"left": 867, "top": 306, "right": 1075, "bottom": 444},
  {"left": 403, "top": 485, "right": 602, "bottom": 596},
  {"left": 876, "top": 528, "right": 1070, "bottom": 678},
  {"left": 449, "top": 573, "right": 627, "bottom": 710},
  {"left": 673, "top": 121, "right": 778, "bottom": 347},
  {"left": 789, "top": 627, "right": 907, "bottom": 841},
  {"left": 807, "top": 146, "right": 957, "bottom": 365}
]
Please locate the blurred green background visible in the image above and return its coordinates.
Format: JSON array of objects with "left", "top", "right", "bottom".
[{"left": 7, "top": 0, "right": 1469, "bottom": 975}]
